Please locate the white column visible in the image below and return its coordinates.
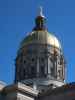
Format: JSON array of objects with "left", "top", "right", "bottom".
[
  {"left": 47, "top": 57, "right": 52, "bottom": 78},
  {"left": 48, "top": 57, "right": 51, "bottom": 74}
]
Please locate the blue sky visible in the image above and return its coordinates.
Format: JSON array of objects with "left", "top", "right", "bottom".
[{"left": 0, "top": 0, "right": 75, "bottom": 84}]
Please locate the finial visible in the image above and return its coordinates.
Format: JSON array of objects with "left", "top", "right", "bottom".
[
  {"left": 33, "top": 7, "right": 47, "bottom": 31},
  {"left": 38, "top": 6, "right": 45, "bottom": 18}
]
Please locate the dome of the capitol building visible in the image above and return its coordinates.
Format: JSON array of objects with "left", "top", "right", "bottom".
[
  {"left": 15, "top": 7, "right": 65, "bottom": 91},
  {"left": 19, "top": 7, "right": 61, "bottom": 51}
]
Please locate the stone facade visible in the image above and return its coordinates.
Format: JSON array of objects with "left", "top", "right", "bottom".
[{"left": 14, "top": 7, "right": 65, "bottom": 92}]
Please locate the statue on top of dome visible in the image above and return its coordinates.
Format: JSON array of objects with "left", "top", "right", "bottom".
[
  {"left": 38, "top": 6, "right": 45, "bottom": 18},
  {"left": 33, "top": 6, "right": 47, "bottom": 31}
]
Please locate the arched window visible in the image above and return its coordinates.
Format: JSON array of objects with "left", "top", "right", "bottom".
[
  {"left": 31, "top": 66, "right": 36, "bottom": 78},
  {"left": 58, "top": 70, "right": 61, "bottom": 78},
  {"left": 40, "top": 66, "right": 45, "bottom": 77},
  {"left": 24, "top": 60, "right": 26, "bottom": 64},
  {"left": 41, "top": 58, "right": 44, "bottom": 62},
  {"left": 23, "top": 67, "right": 28, "bottom": 79},
  {"left": 32, "top": 58, "right": 35, "bottom": 62},
  {"left": 24, "top": 69, "right": 26, "bottom": 76}
]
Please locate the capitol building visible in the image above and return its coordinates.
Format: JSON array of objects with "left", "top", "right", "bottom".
[{"left": 0, "top": 8, "right": 75, "bottom": 100}]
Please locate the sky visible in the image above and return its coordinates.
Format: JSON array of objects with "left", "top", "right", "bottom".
[{"left": 0, "top": 0, "right": 75, "bottom": 85}]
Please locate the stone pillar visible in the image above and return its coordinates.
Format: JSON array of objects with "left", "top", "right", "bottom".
[{"left": 47, "top": 57, "right": 53, "bottom": 78}]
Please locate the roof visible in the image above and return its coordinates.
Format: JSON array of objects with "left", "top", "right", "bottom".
[{"left": 38, "top": 82, "right": 75, "bottom": 97}]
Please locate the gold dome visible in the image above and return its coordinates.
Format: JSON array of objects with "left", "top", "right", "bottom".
[
  {"left": 20, "top": 30, "right": 61, "bottom": 49},
  {"left": 20, "top": 7, "right": 61, "bottom": 50}
]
